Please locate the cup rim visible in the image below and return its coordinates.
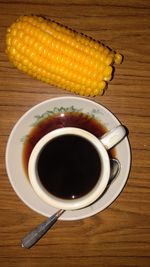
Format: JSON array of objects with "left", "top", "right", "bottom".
[{"left": 28, "top": 127, "right": 110, "bottom": 210}]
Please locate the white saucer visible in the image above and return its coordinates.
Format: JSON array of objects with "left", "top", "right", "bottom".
[{"left": 5, "top": 96, "right": 131, "bottom": 221}]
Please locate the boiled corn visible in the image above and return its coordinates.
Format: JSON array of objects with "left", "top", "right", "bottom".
[{"left": 6, "top": 15, "right": 123, "bottom": 96}]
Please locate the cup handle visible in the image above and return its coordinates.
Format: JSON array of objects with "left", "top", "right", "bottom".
[{"left": 100, "top": 125, "right": 127, "bottom": 150}]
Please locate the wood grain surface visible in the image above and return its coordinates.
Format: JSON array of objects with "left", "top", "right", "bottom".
[{"left": 0, "top": 0, "right": 150, "bottom": 266}]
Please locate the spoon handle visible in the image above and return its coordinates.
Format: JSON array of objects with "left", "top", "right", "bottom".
[{"left": 21, "top": 209, "right": 64, "bottom": 249}]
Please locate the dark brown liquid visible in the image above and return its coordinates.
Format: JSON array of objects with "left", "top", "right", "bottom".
[
  {"left": 37, "top": 135, "right": 101, "bottom": 199},
  {"left": 22, "top": 112, "right": 116, "bottom": 178}
]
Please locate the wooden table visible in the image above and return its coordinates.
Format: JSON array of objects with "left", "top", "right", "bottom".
[{"left": 0, "top": 1, "right": 150, "bottom": 266}]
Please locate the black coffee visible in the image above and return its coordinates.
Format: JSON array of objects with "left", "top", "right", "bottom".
[
  {"left": 37, "top": 134, "right": 101, "bottom": 199},
  {"left": 22, "top": 112, "right": 116, "bottom": 177}
]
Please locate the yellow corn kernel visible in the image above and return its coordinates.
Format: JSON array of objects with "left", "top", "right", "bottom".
[
  {"left": 103, "top": 66, "right": 113, "bottom": 81},
  {"left": 115, "top": 53, "right": 123, "bottom": 64},
  {"left": 6, "top": 15, "right": 123, "bottom": 96}
]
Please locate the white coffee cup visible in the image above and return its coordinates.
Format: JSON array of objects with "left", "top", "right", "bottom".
[{"left": 28, "top": 125, "right": 126, "bottom": 210}]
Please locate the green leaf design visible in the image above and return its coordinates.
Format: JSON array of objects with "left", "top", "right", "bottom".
[
  {"left": 31, "top": 106, "right": 83, "bottom": 126},
  {"left": 20, "top": 135, "right": 29, "bottom": 143}
]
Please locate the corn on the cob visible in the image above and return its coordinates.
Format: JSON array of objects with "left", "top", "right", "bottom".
[{"left": 6, "top": 15, "right": 122, "bottom": 96}]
